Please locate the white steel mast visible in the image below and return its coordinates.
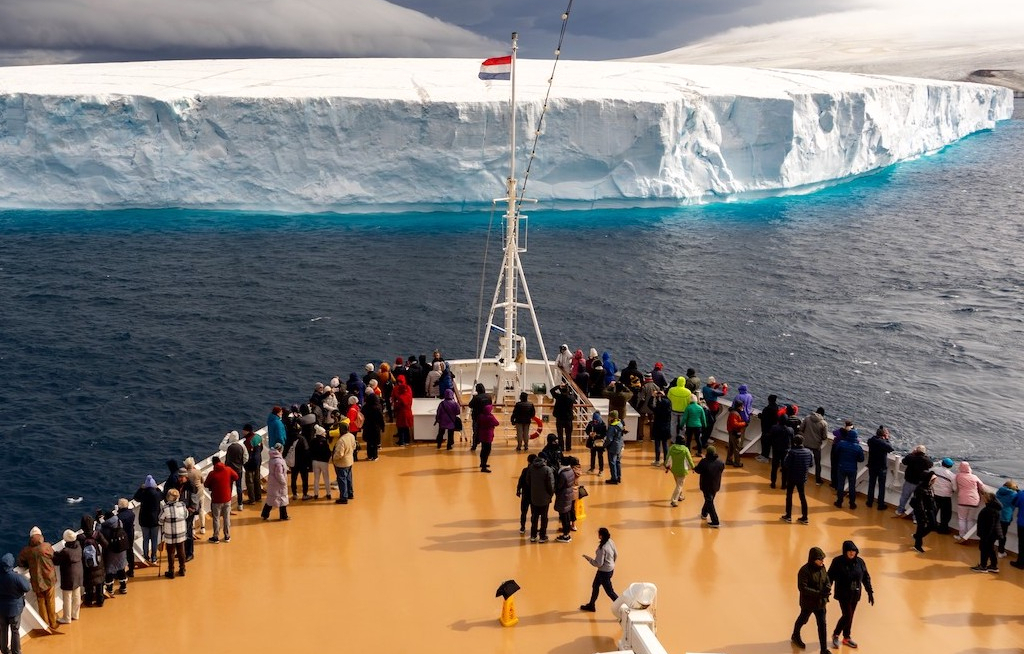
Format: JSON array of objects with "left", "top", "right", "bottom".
[{"left": 474, "top": 32, "right": 555, "bottom": 400}]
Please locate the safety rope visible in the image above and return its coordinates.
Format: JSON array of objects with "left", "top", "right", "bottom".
[
  {"left": 516, "top": 0, "right": 575, "bottom": 212},
  {"left": 475, "top": 204, "right": 499, "bottom": 358}
]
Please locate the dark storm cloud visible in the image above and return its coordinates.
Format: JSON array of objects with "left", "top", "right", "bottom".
[
  {"left": 0, "top": 0, "right": 499, "bottom": 66},
  {"left": 387, "top": 0, "right": 852, "bottom": 59}
]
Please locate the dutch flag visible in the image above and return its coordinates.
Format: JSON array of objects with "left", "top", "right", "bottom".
[{"left": 478, "top": 55, "right": 512, "bottom": 81}]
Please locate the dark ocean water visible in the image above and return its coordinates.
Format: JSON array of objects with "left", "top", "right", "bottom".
[{"left": 1, "top": 102, "right": 1022, "bottom": 554}]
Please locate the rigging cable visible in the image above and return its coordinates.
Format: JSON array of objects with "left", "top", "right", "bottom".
[
  {"left": 474, "top": 204, "right": 499, "bottom": 361},
  {"left": 516, "top": 0, "right": 575, "bottom": 212}
]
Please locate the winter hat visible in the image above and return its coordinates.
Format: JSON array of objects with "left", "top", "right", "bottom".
[
  {"left": 177, "top": 467, "right": 188, "bottom": 476},
  {"left": 314, "top": 425, "right": 326, "bottom": 437},
  {"left": 348, "top": 396, "right": 359, "bottom": 405},
  {"left": 654, "top": 362, "right": 663, "bottom": 370},
  {"left": 29, "top": 526, "right": 42, "bottom": 537},
  {"left": 144, "top": 475, "right": 157, "bottom": 488},
  {"left": 941, "top": 458, "right": 954, "bottom": 468},
  {"left": 365, "top": 363, "right": 374, "bottom": 371},
  {"left": 63, "top": 529, "right": 76, "bottom": 543}
]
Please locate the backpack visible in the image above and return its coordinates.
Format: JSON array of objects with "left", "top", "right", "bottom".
[
  {"left": 351, "top": 409, "right": 365, "bottom": 432},
  {"left": 83, "top": 539, "right": 100, "bottom": 568},
  {"left": 108, "top": 519, "right": 130, "bottom": 553}
]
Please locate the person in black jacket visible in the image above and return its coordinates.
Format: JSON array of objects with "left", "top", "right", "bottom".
[
  {"left": 115, "top": 498, "right": 136, "bottom": 579},
  {"left": 52, "top": 530, "right": 83, "bottom": 623},
  {"left": 758, "top": 394, "right": 780, "bottom": 462},
  {"left": 694, "top": 445, "right": 725, "bottom": 527},
  {"left": 781, "top": 436, "right": 814, "bottom": 524},
  {"left": 895, "top": 445, "right": 932, "bottom": 516},
  {"left": 550, "top": 381, "right": 576, "bottom": 452},
  {"left": 865, "top": 426, "right": 894, "bottom": 509},
  {"left": 467, "top": 383, "right": 492, "bottom": 452},
  {"left": 828, "top": 540, "right": 874, "bottom": 649},
  {"left": 910, "top": 471, "right": 938, "bottom": 553},
  {"left": 510, "top": 392, "right": 536, "bottom": 452},
  {"left": 792, "top": 546, "right": 831, "bottom": 653},
  {"left": 767, "top": 414, "right": 795, "bottom": 489},
  {"left": 526, "top": 456, "right": 555, "bottom": 542},
  {"left": 132, "top": 475, "right": 163, "bottom": 564},
  {"left": 973, "top": 492, "right": 1005, "bottom": 573},
  {"left": 516, "top": 454, "right": 537, "bottom": 534},
  {"left": 361, "top": 393, "right": 386, "bottom": 461}
]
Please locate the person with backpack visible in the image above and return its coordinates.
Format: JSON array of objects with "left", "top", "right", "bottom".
[
  {"left": 52, "top": 530, "right": 83, "bottom": 623},
  {"left": 99, "top": 510, "right": 129, "bottom": 596},
  {"left": 77, "top": 514, "right": 107, "bottom": 607}
]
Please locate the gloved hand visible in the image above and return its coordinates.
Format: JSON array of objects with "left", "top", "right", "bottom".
[{"left": 867, "top": 593, "right": 875, "bottom": 606}]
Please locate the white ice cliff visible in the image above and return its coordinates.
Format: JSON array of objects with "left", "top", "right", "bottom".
[{"left": 0, "top": 59, "right": 1014, "bottom": 211}]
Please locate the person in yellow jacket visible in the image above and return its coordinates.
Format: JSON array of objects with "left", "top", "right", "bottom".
[
  {"left": 664, "top": 436, "right": 696, "bottom": 506},
  {"left": 666, "top": 377, "right": 692, "bottom": 443}
]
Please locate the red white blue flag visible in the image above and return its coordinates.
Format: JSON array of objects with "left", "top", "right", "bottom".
[{"left": 478, "top": 55, "right": 512, "bottom": 80}]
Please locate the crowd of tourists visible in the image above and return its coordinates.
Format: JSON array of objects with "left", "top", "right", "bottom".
[{"left": 3, "top": 346, "right": 1020, "bottom": 654}]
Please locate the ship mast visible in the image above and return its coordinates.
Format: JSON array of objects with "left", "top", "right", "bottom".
[{"left": 475, "top": 32, "right": 555, "bottom": 401}]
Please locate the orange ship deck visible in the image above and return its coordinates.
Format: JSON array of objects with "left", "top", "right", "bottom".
[{"left": 27, "top": 439, "right": 1024, "bottom": 654}]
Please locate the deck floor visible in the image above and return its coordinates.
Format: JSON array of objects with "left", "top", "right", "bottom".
[{"left": 27, "top": 438, "right": 1024, "bottom": 654}]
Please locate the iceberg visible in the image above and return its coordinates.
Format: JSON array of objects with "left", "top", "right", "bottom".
[{"left": 0, "top": 58, "right": 1013, "bottom": 212}]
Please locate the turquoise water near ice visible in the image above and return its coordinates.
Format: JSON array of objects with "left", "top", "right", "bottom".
[{"left": 0, "top": 103, "right": 1022, "bottom": 554}]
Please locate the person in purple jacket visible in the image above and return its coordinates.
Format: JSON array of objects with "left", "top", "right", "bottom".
[
  {"left": 434, "top": 388, "right": 462, "bottom": 451},
  {"left": 735, "top": 384, "right": 754, "bottom": 422}
]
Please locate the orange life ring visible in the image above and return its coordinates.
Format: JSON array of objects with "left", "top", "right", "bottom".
[{"left": 529, "top": 416, "right": 543, "bottom": 440}]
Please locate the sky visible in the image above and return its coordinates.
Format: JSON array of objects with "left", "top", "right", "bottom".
[
  {"left": 0, "top": 0, "right": 850, "bottom": 66},
  {"left": 0, "top": 0, "right": 1021, "bottom": 81}
]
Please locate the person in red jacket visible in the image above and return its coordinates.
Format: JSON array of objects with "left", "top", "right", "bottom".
[
  {"left": 392, "top": 375, "right": 414, "bottom": 446},
  {"left": 726, "top": 400, "right": 748, "bottom": 468},
  {"left": 477, "top": 404, "right": 500, "bottom": 473},
  {"left": 203, "top": 456, "right": 239, "bottom": 543}
]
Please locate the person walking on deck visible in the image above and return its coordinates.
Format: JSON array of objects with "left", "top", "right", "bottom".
[
  {"left": 468, "top": 383, "right": 492, "bottom": 452},
  {"left": 694, "top": 445, "right": 725, "bottom": 527},
  {"left": 510, "top": 392, "right": 536, "bottom": 452},
  {"left": 781, "top": 436, "right": 814, "bottom": 524},
  {"left": 260, "top": 444, "right": 291, "bottom": 521},
  {"left": 828, "top": 540, "right": 874, "bottom": 649},
  {"left": 434, "top": 388, "right": 462, "bottom": 451},
  {"left": 17, "top": 527, "right": 58, "bottom": 631},
  {"left": 791, "top": 546, "right": 831, "bottom": 653},
  {"left": 0, "top": 552, "right": 31, "bottom": 654},
  {"left": 579, "top": 527, "right": 618, "bottom": 612},
  {"left": 477, "top": 404, "right": 499, "bottom": 473},
  {"left": 865, "top": 426, "right": 893, "bottom": 510},
  {"left": 664, "top": 435, "right": 695, "bottom": 507}
]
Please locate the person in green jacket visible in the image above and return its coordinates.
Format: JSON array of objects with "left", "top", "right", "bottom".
[
  {"left": 664, "top": 435, "right": 696, "bottom": 506},
  {"left": 683, "top": 397, "right": 708, "bottom": 456},
  {"left": 666, "top": 376, "right": 692, "bottom": 442},
  {"left": 792, "top": 546, "right": 831, "bottom": 653}
]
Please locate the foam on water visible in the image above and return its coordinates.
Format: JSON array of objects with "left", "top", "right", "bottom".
[{"left": 0, "top": 103, "right": 1021, "bottom": 555}]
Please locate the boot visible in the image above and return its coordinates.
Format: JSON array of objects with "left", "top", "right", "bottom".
[
  {"left": 791, "top": 633, "right": 806, "bottom": 649},
  {"left": 104, "top": 582, "right": 115, "bottom": 598},
  {"left": 119, "top": 580, "right": 128, "bottom": 595}
]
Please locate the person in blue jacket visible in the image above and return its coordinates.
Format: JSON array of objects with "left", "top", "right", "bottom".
[
  {"left": 266, "top": 406, "right": 286, "bottom": 450},
  {"left": 995, "top": 480, "right": 1018, "bottom": 558},
  {"left": 1010, "top": 489, "right": 1024, "bottom": 570},
  {"left": 1, "top": 552, "right": 32, "bottom": 654},
  {"left": 833, "top": 425, "right": 864, "bottom": 509}
]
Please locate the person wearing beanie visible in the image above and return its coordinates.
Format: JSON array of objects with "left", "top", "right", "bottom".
[
  {"left": 827, "top": 540, "right": 874, "bottom": 649},
  {"left": 1, "top": 550, "right": 32, "bottom": 650},
  {"left": 98, "top": 511, "right": 128, "bottom": 596},
  {"left": 694, "top": 445, "right": 725, "bottom": 527},
  {"left": 550, "top": 380, "right": 576, "bottom": 452},
  {"left": 477, "top": 404, "right": 500, "bottom": 473},
  {"left": 159, "top": 489, "right": 189, "bottom": 579},
  {"left": 467, "top": 383, "right": 493, "bottom": 452},
  {"left": 361, "top": 392, "right": 386, "bottom": 461},
  {"left": 792, "top": 546, "right": 831, "bottom": 653},
  {"left": 53, "top": 529, "right": 83, "bottom": 623},
  {"left": 133, "top": 475, "right": 164, "bottom": 564},
  {"left": 685, "top": 367, "right": 701, "bottom": 395},
  {"left": 910, "top": 471, "right": 939, "bottom": 553},
  {"left": 17, "top": 527, "right": 58, "bottom": 631},
  {"left": 758, "top": 394, "right": 781, "bottom": 464},
  {"left": 650, "top": 361, "right": 668, "bottom": 390},
  {"left": 182, "top": 457, "right": 206, "bottom": 535},
  {"left": 931, "top": 457, "right": 957, "bottom": 533},
  {"left": 995, "top": 480, "right": 1019, "bottom": 558}
]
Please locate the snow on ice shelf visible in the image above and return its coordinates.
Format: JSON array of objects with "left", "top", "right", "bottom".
[{"left": 0, "top": 58, "right": 1013, "bottom": 212}]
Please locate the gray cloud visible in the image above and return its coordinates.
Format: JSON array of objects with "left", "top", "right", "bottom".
[{"left": 0, "top": 0, "right": 501, "bottom": 66}]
